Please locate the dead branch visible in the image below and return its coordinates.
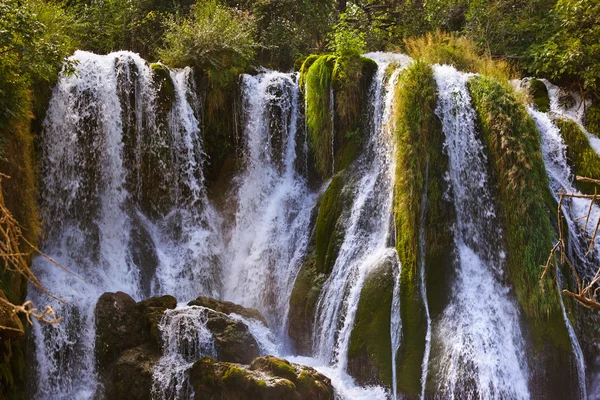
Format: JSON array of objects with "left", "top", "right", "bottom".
[
  {"left": 543, "top": 183, "right": 600, "bottom": 311},
  {"left": 0, "top": 174, "right": 75, "bottom": 332}
]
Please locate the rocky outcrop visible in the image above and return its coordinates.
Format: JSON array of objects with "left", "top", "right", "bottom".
[
  {"left": 94, "top": 292, "right": 176, "bottom": 398},
  {"left": 188, "top": 296, "right": 267, "bottom": 326},
  {"left": 94, "top": 293, "right": 268, "bottom": 399},
  {"left": 203, "top": 308, "right": 260, "bottom": 364},
  {"left": 189, "top": 356, "right": 334, "bottom": 400}
]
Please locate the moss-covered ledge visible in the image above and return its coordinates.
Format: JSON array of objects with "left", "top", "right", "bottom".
[
  {"left": 555, "top": 118, "right": 600, "bottom": 194},
  {"left": 392, "top": 60, "right": 453, "bottom": 397},
  {"left": 299, "top": 55, "right": 377, "bottom": 180},
  {"left": 468, "top": 75, "right": 577, "bottom": 398}
]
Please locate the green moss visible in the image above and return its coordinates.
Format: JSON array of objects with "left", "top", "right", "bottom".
[
  {"left": 347, "top": 260, "right": 394, "bottom": 386},
  {"left": 150, "top": 63, "right": 175, "bottom": 112},
  {"left": 251, "top": 356, "right": 297, "bottom": 382},
  {"left": 392, "top": 60, "right": 452, "bottom": 396},
  {"left": 529, "top": 79, "right": 550, "bottom": 113},
  {"left": 287, "top": 250, "right": 327, "bottom": 353},
  {"left": 315, "top": 174, "right": 344, "bottom": 274},
  {"left": 585, "top": 101, "right": 600, "bottom": 138},
  {"left": 300, "top": 54, "right": 377, "bottom": 179},
  {"left": 556, "top": 118, "right": 600, "bottom": 194},
  {"left": 222, "top": 365, "right": 249, "bottom": 387},
  {"left": 302, "top": 55, "right": 336, "bottom": 178},
  {"left": 468, "top": 76, "right": 569, "bottom": 346}
]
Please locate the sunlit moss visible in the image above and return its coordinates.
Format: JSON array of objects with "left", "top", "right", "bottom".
[
  {"left": 556, "top": 118, "right": 600, "bottom": 194},
  {"left": 468, "top": 76, "right": 569, "bottom": 347},
  {"left": 391, "top": 60, "right": 453, "bottom": 395}
]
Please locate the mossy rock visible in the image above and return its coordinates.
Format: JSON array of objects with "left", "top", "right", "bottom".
[
  {"left": 529, "top": 79, "right": 550, "bottom": 113},
  {"left": 556, "top": 118, "right": 600, "bottom": 194},
  {"left": 189, "top": 356, "right": 334, "bottom": 400},
  {"left": 315, "top": 174, "right": 345, "bottom": 274},
  {"left": 585, "top": 101, "right": 600, "bottom": 138},
  {"left": 150, "top": 63, "right": 175, "bottom": 112},
  {"left": 302, "top": 55, "right": 336, "bottom": 179},
  {"left": 347, "top": 258, "right": 395, "bottom": 387},
  {"left": 392, "top": 60, "right": 453, "bottom": 397},
  {"left": 0, "top": 105, "right": 38, "bottom": 400},
  {"left": 287, "top": 250, "right": 328, "bottom": 354}
]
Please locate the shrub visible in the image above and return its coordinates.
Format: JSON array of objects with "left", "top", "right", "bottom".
[{"left": 159, "top": 0, "right": 256, "bottom": 85}]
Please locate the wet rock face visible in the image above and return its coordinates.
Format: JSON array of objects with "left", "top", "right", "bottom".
[
  {"left": 94, "top": 293, "right": 265, "bottom": 399},
  {"left": 189, "top": 356, "right": 335, "bottom": 400},
  {"left": 203, "top": 309, "right": 260, "bottom": 364},
  {"left": 188, "top": 296, "right": 268, "bottom": 326}
]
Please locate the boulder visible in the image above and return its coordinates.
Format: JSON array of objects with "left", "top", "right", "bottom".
[
  {"left": 111, "top": 344, "right": 161, "bottom": 400},
  {"left": 189, "top": 356, "right": 335, "bottom": 400},
  {"left": 188, "top": 296, "right": 267, "bottom": 326},
  {"left": 136, "top": 294, "right": 177, "bottom": 348},
  {"left": 204, "top": 308, "right": 260, "bottom": 364},
  {"left": 94, "top": 291, "right": 143, "bottom": 371}
]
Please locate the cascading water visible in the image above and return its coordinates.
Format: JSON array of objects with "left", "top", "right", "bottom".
[
  {"left": 529, "top": 105, "right": 590, "bottom": 399},
  {"left": 30, "top": 50, "right": 223, "bottom": 398},
  {"left": 312, "top": 52, "right": 409, "bottom": 380},
  {"left": 430, "top": 64, "right": 530, "bottom": 399},
  {"left": 152, "top": 306, "right": 216, "bottom": 400},
  {"left": 222, "top": 71, "right": 316, "bottom": 340}
]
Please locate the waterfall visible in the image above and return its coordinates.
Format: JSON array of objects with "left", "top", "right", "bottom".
[
  {"left": 431, "top": 64, "right": 530, "bottom": 398},
  {"left": 30, "top": 50, "right": 222, "bottom": 398},
  {"left": 543, "top": 80, "right": 600, "bottom": 156},
  {"left": 312, "top": 53, "right": 409, "bottom": 372},
  {"left": 222, "top": 71, "right": 316, "bottom": 341},
  {"left": 152, "top": 306, "right": 216, "bottom": 400},
  {"left": 529, "top": 106, "right": 589, "bottom": 399}
]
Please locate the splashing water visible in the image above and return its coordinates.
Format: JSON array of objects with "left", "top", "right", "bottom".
[
  {"left": 529, "top": 106, "right": 589, "bottom": 399},
  {"left": 30, "top": 51, "right": 223, "bottom": 398},
  {"left": 431, "top": 64, "right": 530, "bottom": 399},
  {"left": 223, "top": 71, "right": 316, "bottom": 341},
  {"left": 152, "top": 306, "right": 215, "bottom": 400}
]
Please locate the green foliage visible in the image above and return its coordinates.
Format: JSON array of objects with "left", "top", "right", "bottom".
[
  {"left": 468, "top": 75, "right": 563, "bottom": 322},
  {"left": 465, "top": 0, "right": 555, "bottom": 60},
  {"left": 328, "top": 13, "right": 366, "bottom": 58},
  {"left": 243, "top": 0, "right": 334, "bottom": 69},
  {"left": 0, "top": 0, "right": 76, "bottom": 130},
  {"left": 73, "top": 0, "right": 195, "bottom": 59},
  {"left": 556, "top": 118, "right": 600, "bottom": 194},
  {"left": 530, "top": 0, "right": 600, "bottom": 91},
  {"left": 404, "top": 30, "right": 512, "bottom": 81},
  {"left": 348, "top": 260, "right": 394, "bottom": 386},
  {"left": 158, "top": 0, "right": 256, "bottom": 85}
]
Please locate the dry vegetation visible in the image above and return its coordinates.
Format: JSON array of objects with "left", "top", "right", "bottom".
[
  {"left": 0, "top": 174, "right": 66, "bottom": 332},
  {"left": 542, "top": 175, "right": 600, "bottom": 311}
]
